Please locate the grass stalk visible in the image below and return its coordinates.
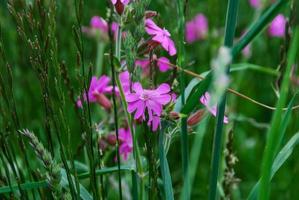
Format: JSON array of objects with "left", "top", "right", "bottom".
[
  {"left": 109, "top": 14, "right": 123, "bottom": 200},
  {"left": 208, "top": 1, "right": 239, "bottom": 200},
  {"left": 175, "top": 0, "right": 190, "bottom": 198}
]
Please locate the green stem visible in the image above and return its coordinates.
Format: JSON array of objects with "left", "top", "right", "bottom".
[
  {"left": 111, "top": 18, "right": 123, "bottom": 200},
  {"left": 95, "top": 42, "right": 105, "bottom": 75},
  {"left": 176, "top": 0, "right": 190, "bottom": 199},
  {"left": 208, "top": 1, "right": 239, "bottom": 200}
]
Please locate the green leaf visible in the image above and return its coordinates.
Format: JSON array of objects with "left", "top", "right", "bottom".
[
  {"left": 247, "top": 132, "right": 299, "bottom": 200},
  {"left": 180, "top": 116, "right": 210, "bottom": 200},
  {"left": 159, "top": 123, "right": 174, "bottom": 200},
  {"left": 180, "top": 73, "right": 212, "bottom": 115},
  {"left": 231, "top": 63, "right": 279, "bottom": 76},
  {"left": 0, "top": 181, "right": 48, "bottom": 194},
  {"left": 61, "top": 169, "right": 93, "bottom": 200}
]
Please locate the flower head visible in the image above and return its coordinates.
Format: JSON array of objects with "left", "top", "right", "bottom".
[
  {"left": 126, "top": 82, "right": 172, "bottom": 131},
  {"left": 186, "top": 14, "right": 208, "bottom": 43},
  {"left": 268, "top": 14, "right": 286, "bottom": 38},
  {"left": 90, "top": 16, "right": 108, "bottom": 32},
  {"left": 119, "top": 128, "right": 133, "bottom": 161},
  {"left": 145, "top": 19, "right": 177, "bottom": 56},
  {"left": 200, "top": 92, "right": 228, "bottom": 124},
  {"left": 77, "top": 75, "right": 117, "bottom": 109}
]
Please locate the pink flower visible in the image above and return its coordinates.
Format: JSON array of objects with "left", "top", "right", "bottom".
[
  {"left": 90, "top": 16, "right": 108, "bottom": 32},
  {"left": 126, "top": 83, "right": 172, "bottom": 131},
  {"left": 185, "top": 14, "right": 208, "bottom": 43},
  {"left": 119, "top": 128, "right": 133, "bottom": 161},
  {"left": 200, "top": 92, "right": 229, "bottom": 124},
  {"left": 268, "top": 14, "right": 286, "bottom": 38},
  {"left": 78, "top": 75, "right": 117, "bottom": 109},
  {"left": 249, "top": 0, "right": 261, "bottom": 9},
  {"left": 145, "top": 19, "right": 177, "bottom": 56},
  {"left": 135, "top": 56, "right": 171, "bottom": 72}
]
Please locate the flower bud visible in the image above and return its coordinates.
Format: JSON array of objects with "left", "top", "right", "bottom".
[
  {"left": 145, "top": 11, "right": 157, "bottom": 19},
  {"left": 95, "top": 93, "right": 112, "bottom": 110},
  {"left": 187, "top": 109, "right": 205, "bottom": 126},
  {"left": 106, "top": 134, "right": 117, "bottom": 145},
  {"left": 115, "top": 1, "right": 125, "bottom": 15},
  {"left": 169, "top": 111, "right": 180, "bottom": 120}
]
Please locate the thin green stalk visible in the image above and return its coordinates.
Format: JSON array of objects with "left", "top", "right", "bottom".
[
  {"left": 176, "top": 0, "right": 189, "bottom": 198},
  {"left": 208, "top": 1, "right": 239, "bottom": 200},
  {"left": 110, "top": 16, "right": 123, "bottom": 200},
  {"left": 95, "top": 42, "right": 105, "bottom": 75},
  {"left": 259, "top": 28, "right": 299, "bottom": 200}
]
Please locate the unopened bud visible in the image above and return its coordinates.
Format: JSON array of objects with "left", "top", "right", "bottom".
[
  {"left": 169, "top": 111, "right": 180, "bottom": 120},
  {"left": 106, "top": 134, "right": 117, "bottom": 145},
  {"left": 95, "top": 93, "right": 112, "bottom": 109},
  {"left": 115, "top": 1, "right": 125, "bottom": 15},
  {"left": 145, "top": 11, "right": 157, "bottom": 19},
  {"left": 187, "top": 109, "right": 205, "bottom": 126}
]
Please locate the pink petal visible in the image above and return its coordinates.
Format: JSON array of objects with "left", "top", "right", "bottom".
[
  {"left": 125, "top": 93, "right": 140, "bottom": 102},
  {"left": 146, "top": 100, "right": 162, "bottom": 116},
  {"left": 152, "top": 34, "right": 165, "bottom": 44},
  {"left": 156, "top": 83, "right": 171, "bottom": 94},
  {"left": 132, "top": 82, "right": 144, "bottom": 94},
  {"left": 157, "top": 57, "right": 171, "bottom": 72},
  {"left": 145, "top": 19, "right": 162, "bottom": 35},
  {"left": 134, "top": 101, "right": 145, "bottom": 119},
  {"left": 155, "top": 94, "right": 171, "bottom": 105},
  {"left": 167, "top": 38, "right": 177, "bottom": 56},
  {"left": 127, "top": 101, "right": 139, "bottom": 113}
]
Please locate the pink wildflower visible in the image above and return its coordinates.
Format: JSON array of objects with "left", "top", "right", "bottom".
[
  {"left": 249, "top": 0, "right": 261, "bottom": 9},
  {"left": 185, "top": 14, "right": 208, "bottom": 43},
  {"left": 90, "top": 16, "right": 108, "bottom": 32},
  {"left": 78, "top": 75, "right": 117, "bottom": 109},
  {"left": 268, "top": 14, "right": 286, "bottom": 38},
  {"left": 119, "top": 128, "right": 133, "bottom": 161},
  {"left": 145, "top": 19, "right": 177, "bottom": 56},
  {"left": 126, "top": 83, "right": 172, "bottom": 131},
  {"left": 200, "top": 92, "right": 229, "bottom": 124}
]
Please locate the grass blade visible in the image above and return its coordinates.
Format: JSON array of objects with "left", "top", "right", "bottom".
[
  {"left": 209, "top": 1, "right": 239, "bottom": 200},
  {"left": 180, "top": 116, "right": 210, "bottom": 200},
  {"left": 159, "top": 123, "right": 174, "bottom": 200},
  {"left": 248, "top": 132, "right": 299, "bottom": 200}
]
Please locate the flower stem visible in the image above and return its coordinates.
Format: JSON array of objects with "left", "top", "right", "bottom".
[
  {"left": 110, "top": 16, "right": 123, "bottom": 200},
  {"left": 208, "top": 1, "right": 239, "bottom": 200},
  {"left": 176, "top": 0, "right": 190, "bottom": 198},
  {"left": 95, "top": 42, "right": 105, "bottom": 75}
]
